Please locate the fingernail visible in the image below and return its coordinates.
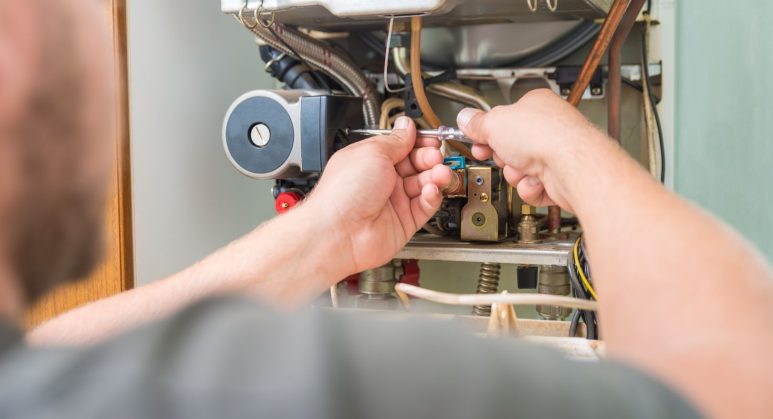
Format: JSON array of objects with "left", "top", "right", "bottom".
[
  {"left": 457, "top": 108, "right": 479, "bottom": 129},
  {"left": 528, "top": 176, "right": 541, "bottom": 186},
  {"left": 394, "top": 116, "right": 410, "bottom": 130}
]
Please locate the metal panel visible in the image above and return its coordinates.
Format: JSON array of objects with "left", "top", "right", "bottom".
[{"left": 397, "top": 234, "right": 573, "bottom": 266}]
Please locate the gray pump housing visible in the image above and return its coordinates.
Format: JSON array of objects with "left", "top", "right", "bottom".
[{"left": 222, "top": 89, "right": 363, "bottom": 179}]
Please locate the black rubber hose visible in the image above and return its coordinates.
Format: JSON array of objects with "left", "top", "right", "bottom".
[{"left": 259, "top": 45, "right": 321, "bottom": 90}]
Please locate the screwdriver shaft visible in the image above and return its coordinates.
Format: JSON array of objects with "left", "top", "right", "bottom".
[{"left": 349, "top": 126, "right": 474, "bottom": 144}]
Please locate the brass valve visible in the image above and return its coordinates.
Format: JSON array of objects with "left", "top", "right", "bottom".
[{"left": 517, "top": 204, "right": 540, "bottom": 243}]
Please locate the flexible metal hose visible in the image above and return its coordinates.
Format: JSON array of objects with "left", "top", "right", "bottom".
[
  {"left": 473, "top": 263, "right": 502, "bottom": 316},
  {"left": 239, "top": 19, "right": 380, "bottom": 127}
]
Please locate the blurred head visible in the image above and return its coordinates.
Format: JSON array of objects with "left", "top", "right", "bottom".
[{"left": 0, "top": 0, "right": 114, "bottom": 304}]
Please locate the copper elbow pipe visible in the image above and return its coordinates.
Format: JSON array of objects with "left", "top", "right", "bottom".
[
  {"left": 608, "top": 0, "right": 647, "bottom": 142},
  {"left": 567, "top": 0, "right": 631, "bottom": 106},
  {"left": 410, "top": 16, "right": 441, "bottom": 128},
  {"left": 409, "top": 16, "right": 472, "bottom": 158}
]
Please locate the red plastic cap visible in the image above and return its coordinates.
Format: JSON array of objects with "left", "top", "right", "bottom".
[
  {"left": 275, "top": 191, "right": 303, "bottom": 214},
  {"left": 399, "top": 259, "right": 421, "bottom": 287}
]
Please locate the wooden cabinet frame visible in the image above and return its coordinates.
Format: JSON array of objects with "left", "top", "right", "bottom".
[{"left": 26, "top": 0, "right": 134, "bottom": 326}]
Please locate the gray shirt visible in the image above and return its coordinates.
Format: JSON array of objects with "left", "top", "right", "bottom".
[{"left": 0, "top": 297, "right": 700, "bottom": 418}]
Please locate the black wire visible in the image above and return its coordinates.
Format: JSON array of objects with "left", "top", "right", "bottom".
[
  {"left": 569, "top": 310, "right": 581, "bottom": 337},
  {"left": 622, "top": 78, "right": 662, "bottom": 104},
  {"left": 267, "top": 25, "right": 332, "bottom": 93},
  {"left": 622, "top": 78, "right": 643, "bottom": 93},
  {"left": 567, "top": 244, "right": 598, "bottom": 340},
  {"left": 641, "top": 19, "right": 666, "bottom": 183},
  {"left": 567, "top": 253, "right": 588, "bottom": 299},
  {"left": 585, "top": 311, "right": 598, "bottom": 340},
  {"left": 566, "top": 236, "right": 599, "bottom": 340}
]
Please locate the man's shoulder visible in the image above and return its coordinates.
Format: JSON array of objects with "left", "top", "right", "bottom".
[{"left": 0, "top": 297, "right": 702, "bottom": 419}]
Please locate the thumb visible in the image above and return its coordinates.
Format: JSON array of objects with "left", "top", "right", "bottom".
[
  {"left": 371, "top": 116, "right": 416, "bottom": 164},
  {"left": 457, "top": 108, "right": 489, "bottom": 145}
]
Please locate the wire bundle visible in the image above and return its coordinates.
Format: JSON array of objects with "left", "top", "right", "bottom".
[{"left": 567, "top": 236, "right": 599, "bottom": 339}]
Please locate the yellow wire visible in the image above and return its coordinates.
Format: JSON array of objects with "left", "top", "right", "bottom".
[{"left": 574, "top": 237, "right": 599, "bottom": 301}]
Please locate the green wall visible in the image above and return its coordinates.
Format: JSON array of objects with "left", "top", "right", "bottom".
[{"left": 676, "top": 1, "right": 773, "bottom": 261}]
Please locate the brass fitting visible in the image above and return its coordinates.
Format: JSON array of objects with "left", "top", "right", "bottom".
[
  {"left": 517, "top": 205, "right": 540, "bottom": 243},
  {"left": 443, "top": 170, "right": 466, "bottom": 198},
  {"left": 536, "top": 266, "right": 572, "bottom": 320}
]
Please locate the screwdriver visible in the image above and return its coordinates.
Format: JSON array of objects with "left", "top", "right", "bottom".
[{"left": 349, "top": 126, "right": 475, "bottom": 145}]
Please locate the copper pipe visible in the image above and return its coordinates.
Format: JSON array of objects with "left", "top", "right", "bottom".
[
  {"left": 409, "top": 16, "right": 472, "bottom": 158},
  {"left": 548, "top": 205, "right": 562, "bottom": 233},
  {"left": 608, "top": 0, "right": 647, "bottom": 142},
  {"left": 567, "top": 0, "right": 631, "bottom": 106},
  {"left": 410, "top": 16, "right": 441, "bottom": 127},
  {"left": 553, "top": 0, "right": 632, "bottom": 231}
]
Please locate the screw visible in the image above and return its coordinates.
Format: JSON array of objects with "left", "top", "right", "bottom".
[
  {"left": 480, "top": 192, "right": 489, "bottom": 202},
  {"left": 591, "top": 87, "right": 602, "bottom": 96},
  {"left": 561, "top": 88, "right": 571, "bottom": 96},
  {"left": 472, "top": 212, "right": 486, "bottom": 227},
  {"left": 250, "top": 123, "right": 271, "bottom": 148},
  {"left": 475, "top": 176, "right": 484, "bottom": 186}
]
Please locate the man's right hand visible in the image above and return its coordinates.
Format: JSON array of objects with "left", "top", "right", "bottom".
[{"left": 456, "top": 88, "right": 605, "bottom": 213}]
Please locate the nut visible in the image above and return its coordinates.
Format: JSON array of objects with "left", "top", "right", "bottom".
[{"left": 521, "top": 204, "right": 535, "bottom": 215}]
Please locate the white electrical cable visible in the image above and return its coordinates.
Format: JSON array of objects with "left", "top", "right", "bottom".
[
  {"left": 383, "top": 15, "right": 406, "bottom": 93},
  {"left": 395, "top": 283, "right": 599, "bottom": 311},
  {"left": 329, "top": 285, "right": 339, "bottom": 308}
]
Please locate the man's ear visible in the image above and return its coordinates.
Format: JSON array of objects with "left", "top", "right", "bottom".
[{"left": 0, "top": 1, "right": 39, "bottom": 126}]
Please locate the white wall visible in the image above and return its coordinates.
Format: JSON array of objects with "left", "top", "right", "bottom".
[{"left": 127, "top": 1, "right": 277, "bottom": 285}]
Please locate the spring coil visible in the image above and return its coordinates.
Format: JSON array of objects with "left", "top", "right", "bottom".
[{"left": 473, "top": 263, "right": 501, "bottom": 316}]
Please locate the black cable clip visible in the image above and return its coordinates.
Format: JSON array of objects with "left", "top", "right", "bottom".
[{"left": 402, "top": 69, "right": 458, "bottom": 119}]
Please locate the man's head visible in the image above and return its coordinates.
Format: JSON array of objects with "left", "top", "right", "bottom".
[{"left": 0, "top": 0, "right": 114, "bottom": 306}]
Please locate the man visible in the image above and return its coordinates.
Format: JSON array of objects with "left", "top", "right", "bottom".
[{"left": 2, "top": 1, "right": 771, "bottom": 418}]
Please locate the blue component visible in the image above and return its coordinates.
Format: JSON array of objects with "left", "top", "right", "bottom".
[{"left": 444, "top": 156, "right": 466, "bottom": 170}]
